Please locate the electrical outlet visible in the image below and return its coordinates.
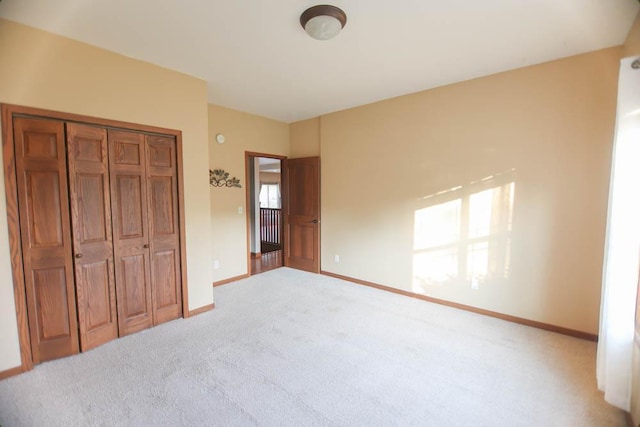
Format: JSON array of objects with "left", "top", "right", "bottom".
[
  {"left": 334, "top": 254, "right": 340, "bottom": 263},
  {"left": 213, "top": 259, "right": 220, "bottom": 269}
]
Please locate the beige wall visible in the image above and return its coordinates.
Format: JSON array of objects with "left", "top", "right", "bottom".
[
  {"left": 260, "top": 172, "right": 281, "bottom": 184},
  {"left": 624, "top": 13, "right": 640, "bottom": 58},
  {"left": 0, "top": 19, "right": 214, "bottom": 372},
  {"left": 290, "top": 117, "right": 320, "bottom": 158},
  {"left": 320, "top": 47, "right": 620, "bottom": 335},
  {"left": 208, "top": 104, "right": 288, "bottom": 282}
]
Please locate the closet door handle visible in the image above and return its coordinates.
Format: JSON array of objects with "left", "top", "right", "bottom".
[
  {"left": 143, "top": 244, "right": 149, "bottom": 249},
  {"left": 75, "top": 253, "right": 83, "bottom": 259}
]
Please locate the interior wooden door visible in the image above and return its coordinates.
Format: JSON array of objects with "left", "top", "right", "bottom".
[
  {"left": 13, "top": 117, "right": 79, "bottom": 363},
  {"left": 146, "top": 135, "right": 182, "bottom": 324},
  {"left": 285, "top": 157, "right": 320, "bottom": 273},
  {"left": 67, "top": 123, "right": 118, "bottom": 351},
  {"left": 108, "top": 129, "right": 153, "bottom": 336}
]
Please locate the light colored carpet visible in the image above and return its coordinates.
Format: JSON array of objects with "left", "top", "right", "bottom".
[{"left": 0, "top": 267, "right": 626, "bottom": 426}]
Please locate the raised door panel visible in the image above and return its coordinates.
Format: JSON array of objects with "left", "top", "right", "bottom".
[
  {"left": 149, "top": 177, "right": 175, "bottom": 236},
  {"left": 285, "top": 157, "right": 320, "bottom": 273},
  {"left": 119, "top": 253, "right": 152, "bottom": 333},
  {"left": 67, "top": 123, "right": 118, "bottom": 351},
  {"left": 122, "top": 255, "right": 148, "bottom": 316},
  {"left": 109, "top": 130, "right": 153, "bottom": 336},
  {"left": 14, "top": 117, "right": 79, "bottom": 363},
  {"left": 112, "top": 141, "right": 142, "bottom": 166},
  {"left": 26, "top": 171, "right": 64, "bottom": 247},
  {"left": 288, "top": 162, "right": 318, "bottom": 217},
  {"left": 80, "top": 261, "right": 112, "bottom": 329},
  {"left": 115, "top": 175, "right": 145, "bottom": 239},
  {"left": 288, "top": 223, "right": 316, "bottom": 271},
  {"left": 77, "top": 174, "right": 107, "bottom": 243},
  {"left": 148, "top": 141, "right": 173, "bottom": 168},
  {"left": 153, "top": 251, "right": 178, "bottom": 308},
  {"left": 146, "top": 136, "right": 182, "bottom": 324},
  {"left": 33, "top": 267, "right": 71, "bottom": 341},
  {"left": 23, "top": 131, "right": 58, "bottom": 159}
]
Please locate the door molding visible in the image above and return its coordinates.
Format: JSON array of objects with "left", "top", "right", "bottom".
[
  {"left": 1, "top": 103, "right": 189, "bottom": 376},
  {"left": 244, "top": 151, "right": 287, "bottom": 276}
]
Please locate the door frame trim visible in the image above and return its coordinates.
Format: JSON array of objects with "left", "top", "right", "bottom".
[
  {"left": 244, "top": 151, "right": 287, "bottom": 276},
  {"left": 1, "top": 103, "right": 190, "bottom": 375},
  {"left": 2, "top": 104, "right": 31, "bottom": 374}
]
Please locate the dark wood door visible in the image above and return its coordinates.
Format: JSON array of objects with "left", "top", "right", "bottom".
[
  {"left": 67, "top": 123, "right": 118, "bottom": 351},
  {"left": 146, "top": 135, "right": 182, "bottom": 324},
  {"left": 108, "top": 130, "right": 153, "bottom": 336},
  {"left": 13, "top": 117, "right": 79, "bottom": 363},
  {"left": 285, "top": 157, "right": 320, "bottom": 273}
]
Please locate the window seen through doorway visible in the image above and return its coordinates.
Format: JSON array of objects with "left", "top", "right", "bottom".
[{"left": 259, "top": 184, "right": 280, "bottom": 208}]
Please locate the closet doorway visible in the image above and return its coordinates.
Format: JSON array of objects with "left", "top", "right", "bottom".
[{"left": 3, "top": 104, "right": 188, "bottom": 372}]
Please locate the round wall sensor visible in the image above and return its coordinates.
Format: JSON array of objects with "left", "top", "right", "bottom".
[{"left": 216, "top": 134, "right": 225, "bottom": 144}]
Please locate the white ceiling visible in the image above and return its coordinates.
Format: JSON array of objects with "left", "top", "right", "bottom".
[
  {"left": 1, "top": 0, "right": 638, "bottom": 123},
  {"left": 258, "top": 157, "right": 281, "bottom": 173}
]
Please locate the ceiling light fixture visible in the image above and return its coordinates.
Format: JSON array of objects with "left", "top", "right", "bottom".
[{"left": 300, "top": 5, "right": 347, "bottom": 41}]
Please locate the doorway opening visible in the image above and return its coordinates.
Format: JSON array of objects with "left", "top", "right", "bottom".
[{"left": 246, "top": 153, "right": 285, "bottom": 275}]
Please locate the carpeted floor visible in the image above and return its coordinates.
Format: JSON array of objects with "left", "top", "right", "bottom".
[{"left": 0, "top": 268, "right": 626, "bottom": 426}]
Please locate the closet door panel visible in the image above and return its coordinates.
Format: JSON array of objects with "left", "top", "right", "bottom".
[
  {"left": 81, "top": 260, "right": 112, "bottom": 326},
  {"left": 115, "top": 175, "right": 145, "bottom": 238},
  {"left": 32, "top": 267, "right": 71, "bottom": 340},
  {"left": 120, "top": 253, "right": 150, "bottom": 316},
  {"left": 146, "top": 136, "right": 182, "bottom": 324},
  {"left": 14, "top": 117, "right": 79, "bottom": 363},
  {"left": 109, "top": 130, "right": 153, "bottom": 336},
  {"left": 67, "top": 123, "right": 118, "bottom": 351},
  {"left": 153, "top": 250, "right": 179, "bottom": 309},
  {"left": 27, "top": 172, "right": 64, "bottom": 245},
  {"left": 149, "top": 177, "right": 175, "bottom": 235}
]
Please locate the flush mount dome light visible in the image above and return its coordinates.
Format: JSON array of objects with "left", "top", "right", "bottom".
[{"left": 300, "top": 5, "right": 347, "bottom": 40}]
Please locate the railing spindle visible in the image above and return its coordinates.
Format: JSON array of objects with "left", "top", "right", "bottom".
[{"left": 260, "top": 208, "right": 281, "bottom": 249}]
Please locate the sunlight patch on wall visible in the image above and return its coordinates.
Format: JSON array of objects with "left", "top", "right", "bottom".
[
  {"left": 413, "top": 199, "right": 461, "bottom": 285},
  {"left": 413, "top": 170, "right": 515, "bottom": 294}
]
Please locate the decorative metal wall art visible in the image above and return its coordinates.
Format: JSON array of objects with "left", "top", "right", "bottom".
[{"left": 210, "top": 169, "right": 242, "bottom": 188}]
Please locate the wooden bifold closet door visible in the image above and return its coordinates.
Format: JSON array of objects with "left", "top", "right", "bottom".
[
  {"left": 108, "top": 130, "right": 182, "bottom": 337},
  {"left": 13, "top": 117, "right": 79, "bottom": 363},
  {"left": 109, "top": 130, "right": 154, "bottom": 336},
  {"left": 145, "top": 135, "right": 182, "bottom": 325},
  {"left": 67, "top": 123, "right": 118, "bottom": 351},
  {"left": 10, "top": 111, "right": 184, "bottom": 364}
]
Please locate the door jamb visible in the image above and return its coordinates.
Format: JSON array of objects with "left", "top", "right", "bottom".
[
  {"left": 1, "top": 105, "right": 32, "bottom": 373},
  {"left": 244, "top": 151, "right": 287, "bottom": 276}
]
